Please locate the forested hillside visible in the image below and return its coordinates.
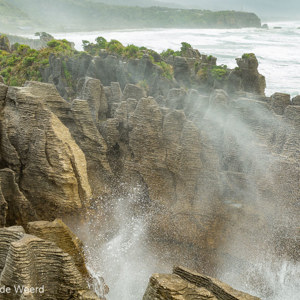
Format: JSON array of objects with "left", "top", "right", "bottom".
[{"left": 1, "top": 0, "right": 261, "bottom": 33}]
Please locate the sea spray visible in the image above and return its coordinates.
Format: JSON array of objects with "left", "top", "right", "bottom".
[{"left": 77, "top": 187, "right": 170, "bottom": 300}]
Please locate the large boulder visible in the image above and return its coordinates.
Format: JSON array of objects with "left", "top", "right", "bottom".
[{"left": 143, "top": 266, "right": 260, "bottom": 300}]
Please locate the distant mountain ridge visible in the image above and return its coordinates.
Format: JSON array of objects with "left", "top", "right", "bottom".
[
  {"left": 90, "top": 0, "right": 181, "bottom": 7},
  {"left": 0, "top": 0, "right": 261, "bottom": 33},
  {"left": 0, "top": 0, "right": 36, "bottom": 30}
]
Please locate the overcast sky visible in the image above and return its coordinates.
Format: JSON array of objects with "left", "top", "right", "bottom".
[{"left": 160, "top": 0, "right": 300, "bottom": 19}]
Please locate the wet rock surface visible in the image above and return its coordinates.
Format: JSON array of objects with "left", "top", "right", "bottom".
[
  {"left": 143, "top": 266, "right": 260, "bottom": 300},
  {"left": 0, "top": 224, "right": 103, "bottom": 300}
]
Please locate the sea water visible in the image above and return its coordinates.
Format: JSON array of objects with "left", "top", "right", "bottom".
[{"left": 45, "top": 21, "right": 300, "bottom": 97}]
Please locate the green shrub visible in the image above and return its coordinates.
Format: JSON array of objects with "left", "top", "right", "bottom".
[
  {"left": 180, "top": 42, "right": 192, "bottom": 53},
  {"left": 160, "top": 48, "right": 180, "bottom": 58},
  {"left": 155, "top": 61, "right": 173, "bottom": 80},
  {"left": 161, "top": 49, "right": 175, "bottom": 58},
  {"left": 0, "top": 37, "right": 75, "bottom": 86},
  {"left": 242, "top": 53, "right": 255, "bottom": 59},
  {"left": 41, "top": 59, "right": 49, "bottom": 65},
  {"left": 210, "top": 65, "right": 228, "bottom": 81},
  {"left": 10, "top": 77, "right": 19, "bottom": 86},
  {"left": 23, "top": 56, "right": 35, "bottom": 67},
  {"left": 107, "top": 39, "right": 124, "bottom": 55},
  {"left": 17, "top": 44, "right": 30, "bottom": 55},
  {"left": 124, "top": 44, "right": 140, "bottom": 58},
  {"left": 7, "top": 55, "right": 20, "bottom": 66},
  {"left": 47, "top": 40, "right": 60, "bottom": 48},
  {"left": 95, "top": 37, "right": 107, "bottom": 49}
]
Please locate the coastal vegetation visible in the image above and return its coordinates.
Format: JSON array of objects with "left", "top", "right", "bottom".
[
  {"left": 0, "top": 37, "right": 74, "bottom": 86},
  {"left": 0, "top": 34, "right": 249, "bottom": 88}
]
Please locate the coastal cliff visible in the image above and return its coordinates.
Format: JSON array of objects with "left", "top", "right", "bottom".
[{"left": 0, "top": 36, "right": 299, "bottom": 299}]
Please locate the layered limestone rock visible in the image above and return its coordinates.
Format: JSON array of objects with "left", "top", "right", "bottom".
[
  {"left": 143, "top": 266, "right": 260, "bottom": 300},
  {"left": 42, "top": 53, "right": 175, "bottom": 100},
  {"left": 0, "top": 169, "right": 36, "bottom": 226},
  {"left": 103, "top": 81, "right": 123, "bottom": 116},
  {"left": 0, "top": 226, "right": 102, "bottom": 300},
  {"left": 100, "top": 82, "right": 299, "bottom": 273},
  {"left": 19, "top": 81, "right": 111, "bottom": 196},
  {"left": 228, "top": 54, "right": 266, "bottom": 95},
  {"left": 99, "top": 92, "right": 222, "bottom": 264},
  {"left": 26, "top": 219, "right": 88, "bottom": 276},
  {"left": 77, "top": 77, "right": 108, "bottom": 121},
  {"left": 292, "top": 95, "right": 300, "bottom": 105},
  {"left": 269, "top": 92, "right": 291, "bottom": 115},
  {"left": 0, "top": 83, "right": 92, "bottom": 222}
]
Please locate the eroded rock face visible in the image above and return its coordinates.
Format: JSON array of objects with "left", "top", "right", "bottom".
[
  {"left": 0, "top": 169, "right": 36, "bottom": 226},
  {"left": 292, "top": 95, "right": 300, "bottom": 105},
  {"left": 0, "top": 84, "right": 92, "bottom": 222},
  {"left": 229, "top": 54, "right": 266, "bottom": 95},
  {"left": 77, "top": 77, "right": 108, "bottom": 121},
  {"left": 23, "top": 81, "right": 112, "bottom": 196},
  {"left": 94, "top": 82, "right": 299, "bottom": 274},
  {"left": 0, "top": 225, "right": 102, "bottom": 300},
  {"left": 143, "top": 266, "right": 260, "bottom": 300},
  {"left": 269, "top": 92, "right": 291, "bottom": 115},
  {"left": 27, "top": 219, "right": 88, "bottom": 276},
  {"left": 42, "top": 53, "right": 176, "bottom": 100}
]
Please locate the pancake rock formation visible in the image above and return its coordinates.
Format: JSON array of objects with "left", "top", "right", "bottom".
[
  {"left": 0, "top": 223, "right": 105, "bottom": 300},
  {"left": 143, "top": 266, "right": 260, "bottom": 300}
]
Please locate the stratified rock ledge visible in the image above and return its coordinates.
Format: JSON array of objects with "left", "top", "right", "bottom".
[{"left": 143, "top": 266, "right": 260, "bottom": 300}]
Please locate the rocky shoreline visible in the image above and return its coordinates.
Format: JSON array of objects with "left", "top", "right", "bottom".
[{"left": 0, "top": 35, "right": 299, "bottom": 299}]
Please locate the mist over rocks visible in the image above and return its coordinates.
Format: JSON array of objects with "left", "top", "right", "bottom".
[
  {"left": 41, "top": 47, "right": 266, "bottom": 103},
  {"left": 0, "top": 41, "right": 299, "bottom": 299}
]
